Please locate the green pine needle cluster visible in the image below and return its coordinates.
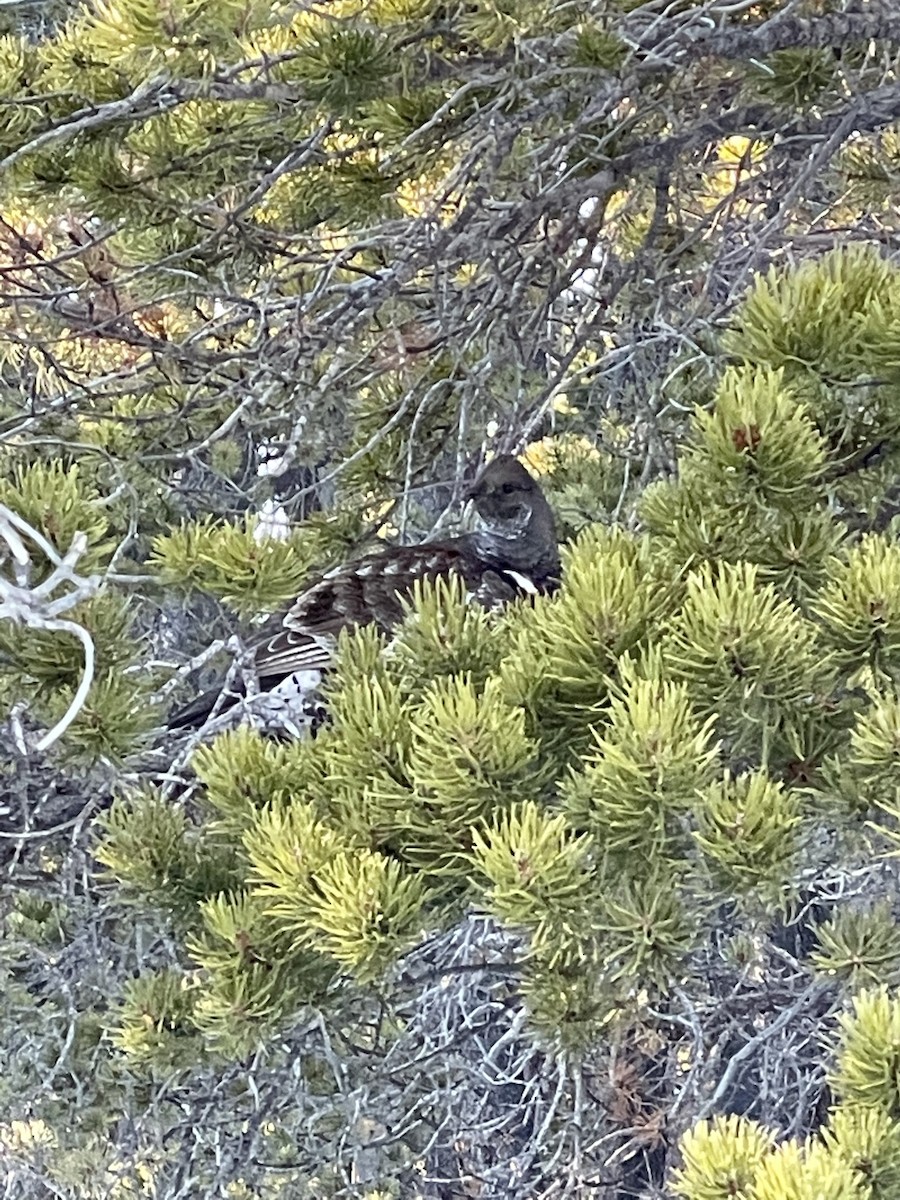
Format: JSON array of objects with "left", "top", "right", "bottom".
[
  {"left": 821, "top": 1105, "right": 900, "bottom": 1199},
  {"left": 244, "top": 798, "right": 425, "bottom": 982},
  {"left": 674, "top": 1110, "right": 875, "bottom": 1200},
  {"left": 660, "top": 561, "right": 830, "bottom": 753},
  {"left": 192, "top": 724, "right": 327, "bottom": 834},
  {"left": 95, "top": 792, "right": 240, "bottom": 919},
  {"left": 827, "top": 694, "right": 900, "bottom": 836},
  {"left": 672, "top": 1113, "right": 773, "bottom": 1200},
  {"left": 724, "top": 247, "right": 900, "bottom": 451},
  {"left": 691, "top": 366, "right": 827, "bottom": 506},
  {"left": 813, "top": 537, "right": 900, "bottom": 682},
  {"left": 472, "top": 801, "right": 594, "bottom": 967},
  {"left": 501, "top": 526, "right": 670, "bottom": 746},
  {"left": 150, "top": 509, "right": 366, "bottom": 617},
  {"left": 187, "top": 890, "right": 334, "bottom": 1053},
  {"left": 751, "top": 50, "right": 837, "bottom": 111},
  {"left": 693, "top": 770, "right": 802, "bottom": 904},
  {"left": 561, "top": 675, "right": 717, "bottom": 863},
  {"left": 0, "top": 460, "right": 117, "bottom": 578},
  {"left": 811, "top": 903, "right": 900, "bottom": 991},
  {"left": 832, "top": 989, "right": 900, "bottom": 1119},
  {"left": 108, "top": 968, "right": 204, "bottom": 1073}
]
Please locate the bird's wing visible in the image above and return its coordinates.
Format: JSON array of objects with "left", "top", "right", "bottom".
[
  {"left": 286, "top": 544, "right": 479, "bottom": 629},
  {"left": 253, "top": 627, "right": 336, "bottom": 677},
  {"left": 252, "top": 543, "right": 478, "bottom": 679}
]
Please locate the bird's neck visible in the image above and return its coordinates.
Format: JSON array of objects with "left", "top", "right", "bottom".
[{"left": 471, "top": 507, "right": 560, "bottom": 581}]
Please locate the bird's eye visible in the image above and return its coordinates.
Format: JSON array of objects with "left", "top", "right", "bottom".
[{"left": 501, "top": 482, "right": 517, "bottom": 494}]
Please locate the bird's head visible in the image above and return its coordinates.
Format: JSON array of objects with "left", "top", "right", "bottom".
[
  {"left": 465, "top": 453, "right": 560, "bottom": 583},
  {"left": 466, "top": 454, "right": 543, "bottom": 530}
]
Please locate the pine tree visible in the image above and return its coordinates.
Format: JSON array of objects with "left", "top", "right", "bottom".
[{"left": 5, "top": 1, "right": 900, "bottom": 1197}]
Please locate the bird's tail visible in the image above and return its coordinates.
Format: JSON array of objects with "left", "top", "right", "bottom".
[{"left": 167, "top": 682, "right": 245, "bottom": 730}]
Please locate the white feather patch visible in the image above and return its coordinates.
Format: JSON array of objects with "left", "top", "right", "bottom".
[
  {"left": 502, "top": 569, "right": 540, "bottom": 595},
  {"left": 246, "top": 669, "right": 326, "bottom": 736}
]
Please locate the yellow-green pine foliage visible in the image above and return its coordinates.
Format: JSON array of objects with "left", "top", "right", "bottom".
[
  {"left": 296, "top": 850, "right": 428, "bottom": 981},
  {"left": 471, "top": 801, "right": 595, "bottom": 969},
  {"left": 0, "top": 593, "right": 133, "bottom": 698},
  {"left": 667, "top": 988, "right": 900, "bottom": 1195},
  {"left": 401, "top": 673, "right": 543, "bottom": 874},
  {"left": 312, "top": 626, "right": 417, "bottom": 850},
  {"left": 391, "top": 573, "right": 506, "bottom": 692},
  {"left": 641, "top": 365, "right": 842, "bottom": 596},
  {"left": 95, "top": 792, "right": 241, "bottom": 918},
  {"left": 660, "top": 561, "right": 830, "bottom": 760},
  {"left": 243, "top": 799, "right": 353, "bottom": 905},
  {"left": 831, "top": 989, "right": 900, "bottom": 1118},
  {"left": 597, "top": 867, "right": 699, "bottom": 990},
  {"left": 749, "top": 1140, "right": 864, "bottom": 1200},
  {"left": 671, "top": 1114, "right": 773, "bottom": 1200},
  {"left": 522, "top": 433, "right": 630, "bottom": 539},
  {"left": 518, "top": 954, "right": 612, "bottom": 1055},
  {"left": 42, "top": 668, "right": 160, "bottom": 762},
  {"left": 500, "top": 526, "right": 673, "bottom": 751},
  {"left": 833, "top": 693, "right": 900, "bottom": 844},
  {"left": 672, "top": 1113, "right": 874, "bottom": 1200},
  {"left": 814, "top": 537, "right": 900, "bottom": 684},
  {"left": 751, "top": 49, "right": 837, "bottom": 110},
  {"left": 642, "top": 248, "right": 900, "bottom": 602},
  {"left": 811, "top": 903, "right": 900, "bottom": 991},
  {"left": 187, "top": 890, "right": 335, "bottom": 1055},
  {"left": 0, "top": 461, "right": 158, "bottom": 757},
  {"left": 0, "top": 460, "right": 117, "bottom": 576},
  {"left": 0, "top": 0, "right": 508, "bottom": 566},
  {"left": 839, "top": 130, "right": 900, "bottom": 210},
  {"left": 150, "top": 510, "right": 363, "bottom": 617},
  {"left": 13, "top": 0, "right": 458, "bottom": 235},
  {"left": 820, "top": 1104, "right": 900, "bottom": 1200},
  {"left": 723, "top": 247, "right": 900, "bottom": 536},
  {"left": 191, "top": 725, "right": 329, "bottom": 835},
  {"left": 561, "top": 675, "right": 718, "bottom": 865},
  {"left": 724, "top": 247, "right": 900, "bottom": 432},
  {"left": 109, "top": 969, "right": 203, "bottom": 1074},
  {"left": 690, "top": 366, "right": 827, "bottom": 508},
  {"left": 693, "top": 770, "right": 802, "bottom": 906},
  {"left": 244, "top": 800, "right": 426, "bottom": 982}
]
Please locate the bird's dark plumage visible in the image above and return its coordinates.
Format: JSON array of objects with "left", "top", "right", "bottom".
[{"left": 169, "top": 455, "right": 559, "bottom": 730}]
